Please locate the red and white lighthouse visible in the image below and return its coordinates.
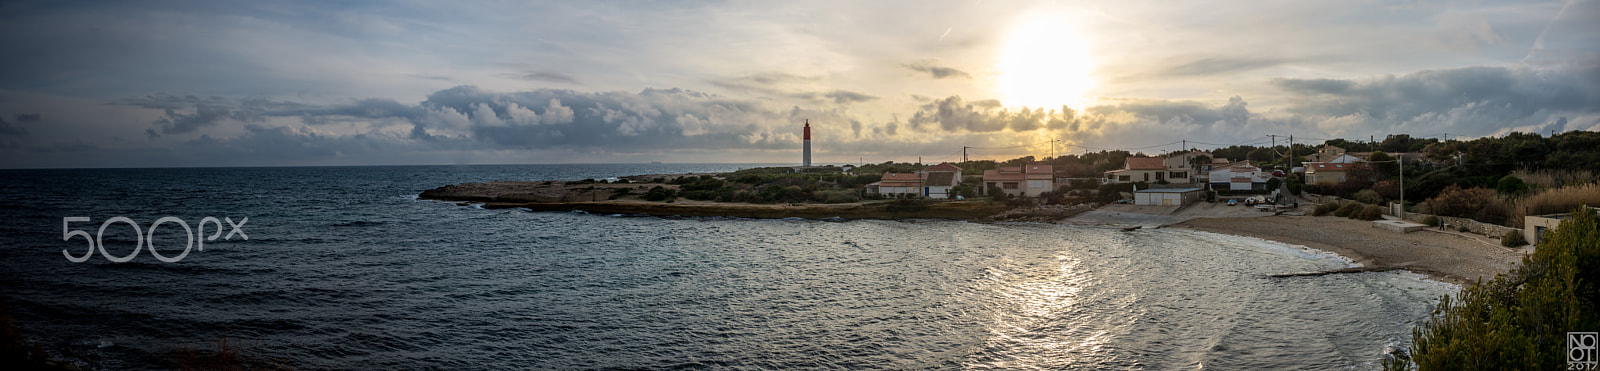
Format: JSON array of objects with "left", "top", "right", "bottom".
[{"left": 803, "top": 120, "right": 812, "bottom": 167}]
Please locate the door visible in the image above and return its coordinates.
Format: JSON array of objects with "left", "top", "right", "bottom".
[{"left": 1163, "top": 197, "right": 1173, "bottom": 206}]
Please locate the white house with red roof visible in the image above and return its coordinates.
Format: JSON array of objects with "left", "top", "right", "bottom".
[
  {"left": 1104, "top": 157, "right": 1168, "bottom": 183},
  {"left": 983, "top": 163, "right": 1054, "bottom": 197},
  {"left": 867, "top": 162, "right": 964, "bottom": 198}
]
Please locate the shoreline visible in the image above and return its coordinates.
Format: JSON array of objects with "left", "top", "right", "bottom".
[{"left": 1168, "top": 215, "right": 1527, "bottom": 285}]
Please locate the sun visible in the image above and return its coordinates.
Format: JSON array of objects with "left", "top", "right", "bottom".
[{"left": 996, "top": 15, "right": 1096, "bottom": 110}]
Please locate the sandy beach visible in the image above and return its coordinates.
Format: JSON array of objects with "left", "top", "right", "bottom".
[{"left": 1171, "top": 215, "right": 1528, "bottom": 285}]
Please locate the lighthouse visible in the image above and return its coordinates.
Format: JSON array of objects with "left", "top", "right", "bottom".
[{"left": 803, "top": 120, "right": 812, "bottom": 167}]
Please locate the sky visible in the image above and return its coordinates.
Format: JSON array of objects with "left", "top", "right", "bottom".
[{"left": 0, "top": 0, "right": 1596, "bottom": 168}]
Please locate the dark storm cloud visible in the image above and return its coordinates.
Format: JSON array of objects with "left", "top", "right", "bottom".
[
  {"left": 902, "top": 61, "right": 971, "bottom": 79},
  {"left": 0, "top": 118, "right": 26, "bottom": 136},
  {"left": 511, "top": 71, "right": 581, "bottom": 84},
  {"left": 14, "top": 114, "right": 41, "bottom": 122},
  {"left": 1163, "top": 57, "right": 1288, "bottom": 76},
  {"left": 1270, "top": 64, "right": 1600, "bottom": 133}
]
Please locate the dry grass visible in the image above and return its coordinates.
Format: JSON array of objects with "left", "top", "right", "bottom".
[
  {"left": 1508, "top": 182, "right": 1600, "bottom": 228},
  {"left": 1511, "top": 168, "right": 1597, "bottom": 189}
]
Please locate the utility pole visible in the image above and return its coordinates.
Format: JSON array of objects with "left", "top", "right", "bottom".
[
  {"left": 1181, "top": 139, "right": 1186, "bottom": 152},
  {"left": 962, "top": 146, "right": 968, "bottom": 163}
]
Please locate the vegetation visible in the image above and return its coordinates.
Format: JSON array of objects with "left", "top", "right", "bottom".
[
  {"left": 1313, "top": 202, "right": 1339, "bottom": 216},
  {"left": 1507, "top": 183, "right": 1600, "bottom": 227},
  {"left": 1334, "top": 202, "right": 1364, "bottom": 218},
  {"left": 1355, "top": 204, "right": 1384, "bottom": 221},
  {"left": 1501, "top": 230, "right": 1528, "bottom": 247},
  {"left": 1352, "top": 189, "right": 1385, "bottom": 205},
  {"left": 1422, "top": 215, "right": 1439, "bottom": 227},
  {"left": 1389, "top": 208, "right": 1599, "bottom": 370}
]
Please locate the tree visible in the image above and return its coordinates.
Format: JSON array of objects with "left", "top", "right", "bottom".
[
  {"left": 1496, "top": 175, "right": 1529, "bottom": 195},
  {"left": 1392, "top": 208, "right": 1599, "bottom": 370},
  {"left": 1189, "top": 155, "right": 1212, "bottom": 171},
  {"left": 1367, "top": 151, "right": 1398, "bottom": 179}
]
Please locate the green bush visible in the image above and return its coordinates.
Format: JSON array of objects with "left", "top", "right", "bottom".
[
  {"left": 1501, "top": 230, "right": 1528, "bottom": 247},
  {"left": 1389, "top": 208, "right": 1599, "bottom": 370},
  {"left": 643, "top": 186, "right": 677, "bottom": 201},
  {"left": 1353, "top": 189, "right": 1385, "bottom": 205},
  {"left": 1422, "top": 215, "right": 1439, "bottom": 227},
  {"left": 1313, "top": 202, "right": 1338, "bottom": 216},
  {"left": 1458, "top": 225, "right": 1470, "bottom": 233},
  {"left": 1334, "top": 202, "right": 1364, "bottom": 217},
  {"left": 1355, "top": 205, "right": 1384, "bottom": 221}
]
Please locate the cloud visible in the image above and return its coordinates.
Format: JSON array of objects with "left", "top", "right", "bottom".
[
  {"left": 823, "top": 90, "right": 878, "bottom": 104},
  {"left": 1270, "top": 64, "right": 1600, "bottom": 135},
  {"left": 510, "top": 71, "right": 581, "bottom": 84},
  {"left": 14, "top": 114, "right": 41, "bottom": 122},
  {"left": 902, "top": 61, "right": 971, "bottom": 79},
  {"left": 0, "top": 118, "right": 26, "bottom": 136},
  {"left": 1163, "top": 57, "right": 1288, "bottom": 76}
]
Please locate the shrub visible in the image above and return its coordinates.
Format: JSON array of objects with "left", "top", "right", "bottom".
[
  {"left": 1355, "top": 205, "right": 1384, "bottom": 221},
  {"left": 643, "top": 186, "right": 677, "bottom": 201},
  {"left": 1390, "top": 208, "right": 1599, "bottom": 370},
  {"left": 1496, "top": 175, "right": 1529, "bottom": 195},
  {"left": 1313, "top": 202, "right": 1339, "bottom": 216},
  {"left": 1353, "top": 189, "right": 1385, "bottom": 205},
  {"left": 1501, "top": 230, "right": 1528, "bottom": 247},
  {"left": 1334, "top": 202, "right": 1364, "bottom": 218},
  {"left": 1508, "top": 182, "right": 1600, "bottom": 227},
  {"left": 1422, "top": 215, "right": 1439, "bottom": 227},
  {"left": 810, "top": 190, "right": 859, "bottom": 204},
  {"left": 1457, "top": 225, "right": 1470, "bottom": 233},
  {"left": 1425, "top": 185, "right": 1496, "bottom": 219}
]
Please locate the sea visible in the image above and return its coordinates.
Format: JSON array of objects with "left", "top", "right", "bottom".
[{"left": 0, "top": 164, "right": 1457, "bottom": 370}]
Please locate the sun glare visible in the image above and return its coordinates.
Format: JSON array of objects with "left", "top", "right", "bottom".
[{"left": 996, "top": 15, "right": 1096, "bottom": 110}]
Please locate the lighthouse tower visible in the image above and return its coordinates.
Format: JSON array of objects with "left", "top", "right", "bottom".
[{"left": 803, "top": 120, "right": 812, "bottom": 167}]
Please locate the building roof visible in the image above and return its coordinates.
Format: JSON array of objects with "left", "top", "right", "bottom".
[
  {"left": 996, "top": 166, "right": 1022, "bottom": 174},
  {"left": 1024, "top": 164, "right": 1053, "bottom": 174},
  {"left": 926, "top": 163, "right": 962, "bottom": 172},
  {"left": 1125, "top": 157, "right": 1166, "bottom": 170},
  {"left": 924, "top": 172, "right": 956, "bottom": 187},
  {"left": 1136, "top": 187, "right": 1204, "bottom": 193},
  {"left": 1305, "top": 162, "right": 1368, "bottom": 172},
  {"left": 982, "top": 169, "right": 1025, "bottom": 181}
]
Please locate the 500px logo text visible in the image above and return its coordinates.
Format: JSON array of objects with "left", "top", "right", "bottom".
[{"left": 61, "top": 216, "right": 248, "bottom": 263}]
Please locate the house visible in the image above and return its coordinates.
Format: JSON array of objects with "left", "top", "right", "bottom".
[
  {"left": 983, "top": 163, "right": 1054, "bottom": 197},
  {"left": 1104, "top": 157, "right": 1167, "bottom": 183},
  {"left": 869, "top": 162, "right": 965, "bottom": 198},
  {"left": 1304, "top": 145, "right": 1348, "bottom": 163},
  {"left": 1134, "top": 187, "right": 1206, "bottom": 206},
  {"left": 1304, "top": 162, "right": 1370, "bottom": 184},
  {"left": 1161, "top": 150, "right": 1213, "bottom": 184},
  {"left": 1524, "top": 207, "right": 1594, "bottom": 245},
  {"left": 1208, "top": 162, "right": 1270, "bottom": 191},
  {"left": 872, "top": 173, "right": 923, "bottom": 196}
]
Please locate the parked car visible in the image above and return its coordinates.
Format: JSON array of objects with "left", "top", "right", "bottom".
[
  {"left": 1226, "top": 199, "right": 1238, "bottom": 206},
  {"left": 1272, "top": 170, "right": 1286, "bottom": 177}
]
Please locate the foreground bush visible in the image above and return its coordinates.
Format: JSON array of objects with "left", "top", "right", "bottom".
[
  {"left": 1313, "top": 202, "right": 1338, "bottom": 216},
  {"left": 1334, "top": 202, "right": 1364, "bottom": 218},
  {"left": 1355, "top": 205, "right": 1384, "bottom": 221},
  {"left": 1353, "top": 189, "right": 1385, "bottom": 205},
  {"left": 1501, "top": 230, "right": 1528, "bottom": 247},
  {"left": 1389, "top": 208, "right": 1599, "bottom": 370},
  {"left": 1422, "top": 215, "right": 1439, "bottom": 227}
]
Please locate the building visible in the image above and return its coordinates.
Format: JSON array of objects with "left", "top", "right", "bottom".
[
  {"left": 867, "top": 163, "right": 963, "bottom": 198},
  {"left": 1304, "top": 162, "right": 1370, "bottom": 184},
  {"left": 1208, "top": 162, "right": 1270, "bottom": 191},
  {"left": 1104, "top": 157, "right": 1167, "bottom": 183},
  {"left": 872, "top": 173, "right": 922, "bottom": 196},
  {"left": 983, "top": 163, "right": 1054, "bottom": 197},
  {"left": 1134, "top": 187, "right": 1206, "bottom": 206},
  {"left": 1161, "top": 150, "right": 1213, "bottom": 184},
  {"left": 1523, "top": 207, "right": 1595, "bottom": 245},
  {"left": 802, "top": 120, "right": 812, "bottom": 167},
  {"left": 1304, "top": 144, "right": 1348, "bottom": 163}
]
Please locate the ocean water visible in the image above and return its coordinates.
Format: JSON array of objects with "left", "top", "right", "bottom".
[{"left": 0, "top": 164, "right": 1456, "bottom": 370}]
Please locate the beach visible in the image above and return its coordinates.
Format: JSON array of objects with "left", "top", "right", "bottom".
[{"left": 1172, "top": 215, "right": 1527, "bottom": 285}]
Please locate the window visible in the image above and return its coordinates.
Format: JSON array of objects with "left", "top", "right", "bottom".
[
  {"left": 1003, "top": 182, "right": 1018, "bottom": 189},
  {"left": 1143, "top": 173, "right": 1150, "bottom": 182},
  {"left": 1027, "top": 180, "right": 1048, "bottom": 189},
  {"left": 1170, "top": 172, "right": 1187, "bottom": 179},
  {"left": 1118, "top": 175, "right": 1130, "bottom": 182}
]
